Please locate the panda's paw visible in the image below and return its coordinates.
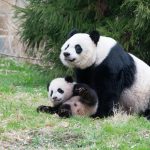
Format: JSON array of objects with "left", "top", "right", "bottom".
[
  {"left": 58, "top": 104, "right": 72, "bottom": 118},
  {"left": 37, "top": 105, "right": 50, "bottom": 113},
  {"left": 74, "top": 84, "right": 88, "bottom": 96}
]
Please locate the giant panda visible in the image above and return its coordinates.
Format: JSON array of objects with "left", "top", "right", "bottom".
[
  {"left": 60, "top": 30, "right": 150, "bottom": 119},
  {"left": 37, "top": 76, "right": 98, "bottom": 117}
]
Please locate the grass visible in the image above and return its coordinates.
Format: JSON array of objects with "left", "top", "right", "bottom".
[{"left": 0, "top": 57, "right": 150, "bottom": 150}]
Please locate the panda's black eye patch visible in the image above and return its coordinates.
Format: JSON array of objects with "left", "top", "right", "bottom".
[
  {"left": 65, "top": 44, "right": 69, "bottom": 50},
  {"left": 75, "top": 44, "right": 82, "bottom": 54},
  {"left": 50, "top": 90, "right": 53, "bottom": 96},
  {"left": 57, "top": 88, "right": 64, "bottom": 94}
]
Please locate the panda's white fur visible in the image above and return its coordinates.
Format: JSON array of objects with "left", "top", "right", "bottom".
[
  {"left": 48, "top": 78, "right": 74, "bottom": 106},
  {"left": 60, "top": 34, "right": 96, "bottom": 69},
  {"left": 120, "top": 54, "right": 150, "bottom": 113},
  {"left": 48, "top": 77, "right": 98, "bottom": 117},
  {"left": 60, "top": 34, "right": 117, "bottom": 69},
  {"left": 95, "top": 36, "right": 117, "bottom": 66},
  {"left": 60, "top": 31, "right": 150, "bottom": 116},
  {"left": 64, "top": 96, "right": 98, "bottom": 116}
]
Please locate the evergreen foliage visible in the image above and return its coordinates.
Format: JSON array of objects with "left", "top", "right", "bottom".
[{"left": 15, "top": 0, "right": 150, "bottom": 65}]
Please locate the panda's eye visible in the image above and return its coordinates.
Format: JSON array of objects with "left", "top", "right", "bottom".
[
  {"left": 75, "top": 44, "right": 82, "bottom": 54},
  {"left": 50, "top": 90, "right": 53, "bottom": 96},
  {"left": 57, "top": 88, "right": 64, "bottom": 94},
  {"left": 65, "top": 44, "right": 69, "bottom": 50}
]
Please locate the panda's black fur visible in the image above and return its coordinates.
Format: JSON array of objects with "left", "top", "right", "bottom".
[
  {"left": 76, "top": 42, "right": 136, "bottom": 117},
  {"left": 37, "top": 76, "right": 98, "bottom": 118}
]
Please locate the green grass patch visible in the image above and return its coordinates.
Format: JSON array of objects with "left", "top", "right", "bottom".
[{"left": 0, "top": 57, "right": 150, "bottom": 149}]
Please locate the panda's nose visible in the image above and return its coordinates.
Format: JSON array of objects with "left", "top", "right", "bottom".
[
  {"left": 63, "top": 52, "right": 70, "bottom": 57},
  {"left": 52, "top": 96, "right": 57, "bottom": 100}
]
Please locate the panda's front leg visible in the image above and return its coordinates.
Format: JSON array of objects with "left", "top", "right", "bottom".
[
  {"left": 73, "top": 84, "right": 87, "bottom": 96},
  {"left": 97, "top": 91, "right": 120, "bottom": 117},
  {"left": 73, "top": 83, "right": 98, "bottom": 106},
  {"left": 37, "top": 105, "right": 59, "bottom": 114}
]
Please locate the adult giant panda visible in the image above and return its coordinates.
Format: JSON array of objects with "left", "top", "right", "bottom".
[
  {"left": 60, "top": 30, "right": 150, "bottom": 119},
  {"left": 37, "top": 76, "right": 98, "bottom": 117}
]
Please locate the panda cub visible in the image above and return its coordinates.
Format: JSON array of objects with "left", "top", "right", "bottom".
[{"left": 37, "top": 76, "right": 98, "bottom": 117}]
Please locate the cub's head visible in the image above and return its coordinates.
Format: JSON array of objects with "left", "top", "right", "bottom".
[
  {"left": 47, "top": 76, "right": 74, "bottom": 106},
  {"left": 60, "top": 30, "right": 100, "bottom": 69}
]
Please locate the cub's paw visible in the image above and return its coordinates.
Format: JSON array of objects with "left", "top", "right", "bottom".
[
  {"left": 74, "top": 84, "right": 88, "bottom": 96},
  {"left": 58, "top": 104, "right": 72, "bottom": 118},
  {"left": 37, "top": 105, "right": 50, "bottom": 113}
]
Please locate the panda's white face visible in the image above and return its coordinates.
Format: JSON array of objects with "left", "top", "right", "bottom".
[
  {"left": 48, "top": 78, "right": 74, "bottom": 106},
  {"left": 60, "top": 33, "right": 97, "bottom": 69}
]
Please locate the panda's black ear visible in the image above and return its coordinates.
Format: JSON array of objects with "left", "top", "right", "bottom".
[
  {"left": 47, "top": 82, "right": 50, "bottom": 91},
  {"left": 68, "top": 29, "right": 78, "bottom": 39},
  {"left": 89, "top": 30, "right": 100, "bottom": 45},
  {"left": 65, "top": 76, "right": 73, "bottom": 83}
]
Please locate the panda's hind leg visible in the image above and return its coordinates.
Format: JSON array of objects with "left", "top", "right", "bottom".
[{"left": 58, "top": 104, "right": 72, "bottom": 118}]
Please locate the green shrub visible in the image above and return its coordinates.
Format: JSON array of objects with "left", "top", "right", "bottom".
[{"left": 15, "top": 0, "right": 150, "bottom": 65}]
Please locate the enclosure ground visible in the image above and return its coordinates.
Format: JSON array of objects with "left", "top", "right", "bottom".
[{"left": 0, "top": 57, "right": 150, "bottom": 150}]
